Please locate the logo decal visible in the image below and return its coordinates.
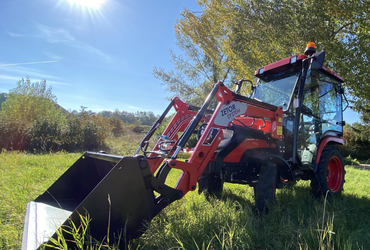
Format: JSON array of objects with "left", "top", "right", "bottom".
[{"left": 214, "top": 101, "right": 248, "bottom": 126}]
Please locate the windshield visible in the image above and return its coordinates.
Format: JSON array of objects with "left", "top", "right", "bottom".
[{"left": 252, "top": 69, "right": 300, "bottom": 109}]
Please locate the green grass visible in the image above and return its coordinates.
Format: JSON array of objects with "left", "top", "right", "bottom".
[
  {"left": 0, "top": 151, "right": 81, "bottom": 249},
  {"left": 1, "top": 145, "right": 370, "bottom": 249},
  {"left": 131, "top": 167, "right": 370, "bottom": 250}
]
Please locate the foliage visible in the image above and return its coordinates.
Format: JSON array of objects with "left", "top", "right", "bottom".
[
  {"left": 343, "top": 155, "right": 361, "bottom": 166},
  {"left": 340, "top": 122, "right": 370, "bottom": 160},
  {"left": 153, "top": 26, "right": 236, "bottom": 107},
  {"left": 0, "top": 79, "right": 111, "bottom": 152},
  {"left": 62, "top": 107, "right": 110, "bottom": 151},
  {"left": 0, "top": 78, "right": 68, "bottom": 151},
  {"left": 100, "top": 110, "right": 158, "bottom": 126},
  {"left": 176, "top": 0, "right": 370, "bottom": 111},
  {"left": 0, "top": 93, "right": 7, "bottom": 110},
  {"left": 131, "top": 125, "right": 149, "bottom": 134},
  {"left": 107, "top": 117, "right": 126, "bottom": 137}
]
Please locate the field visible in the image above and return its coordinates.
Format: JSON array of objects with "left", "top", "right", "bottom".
[{"left": 1, "top": 135, "right": 370, "bottom": 249}]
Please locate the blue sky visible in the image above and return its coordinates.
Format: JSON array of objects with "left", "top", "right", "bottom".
[{"left": 0, "top": 0, "right": 360, "bottom": 124}]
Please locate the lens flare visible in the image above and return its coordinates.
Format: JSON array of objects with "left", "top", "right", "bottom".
[{"left": 68, "top": 0, "right": 105, "bottom": 9}]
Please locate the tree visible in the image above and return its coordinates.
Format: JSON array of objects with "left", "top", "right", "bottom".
[
  {"left": 153, "top": 26, "right": 237, "bottom": 106},
  {"left": 177, "top": 0, "right": 370, "bottom": 110},
  {"left": 0, "top": 78, "right": 68, "bottom": 151},
  {"left": 108, "top": 117, "right": 125, "bottom": 137}
]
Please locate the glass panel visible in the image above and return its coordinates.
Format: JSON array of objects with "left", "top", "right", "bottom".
[
  {"left": 298, "top": 70, "right": 342, "bottom": 165},
  {"left": 253, "top": 69, "right": 300, "bottom": 109}
]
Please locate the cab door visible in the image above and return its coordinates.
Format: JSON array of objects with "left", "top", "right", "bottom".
[{"left": 297, "top": 69, "right": 343, "bottom": 167}]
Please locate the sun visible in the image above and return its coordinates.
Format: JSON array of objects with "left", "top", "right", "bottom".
[{"left": 67, "top": 0, "right": 106, "bottom": 9}]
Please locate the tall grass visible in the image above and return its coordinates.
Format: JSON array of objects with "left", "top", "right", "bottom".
[
  {"left": 130, "top": 169, "right": 370, "bottom": 250},
  {"left": 1, "top": 134, "right": 370, "bottom": 249},
  {"left": 0, "top": 151, "right": 81, "bottom": 250}
]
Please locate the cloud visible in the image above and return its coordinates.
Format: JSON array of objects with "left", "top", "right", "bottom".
[
  {"left": 0, "top": 66, "right": 71, "bottom": 86},
  {"left": 36, "top": 24, "right": 75, "bottom": 43},
  {"left": 90, "top": 108, "right": 115, "bottom": 112},
  {"left": 36, "top": 24, "right": 111, "bottom": 63},
  {"left": 129, "top": 106, "right": 141, "bottom": 110},
  {"left": 6, "top": 31, "right": 24, "bottom": 37},
  {"left": 44, "top": 51, "right": 63, "bottom": 61},
  {"left": 0, "top": 74, "right": 21, "bottom": 82},
  {"left": 0, "top": 61, "right": 58, "bottom": 67}
]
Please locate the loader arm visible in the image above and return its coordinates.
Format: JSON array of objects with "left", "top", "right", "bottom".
[{"left": 145, "top": 82, "right": 283, "bottom": 198}]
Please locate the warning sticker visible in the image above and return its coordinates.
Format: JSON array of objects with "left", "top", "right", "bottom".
[{"left": 277, "top": 126, "right": 283, "bottom": 135}]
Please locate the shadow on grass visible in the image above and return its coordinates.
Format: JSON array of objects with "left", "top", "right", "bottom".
[{"left": 205, "top": 188, "right": 255, "bottom": 210}]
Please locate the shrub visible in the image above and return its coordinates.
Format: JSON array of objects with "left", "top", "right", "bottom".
[{"left": 0, "top": 78, "right": 68, "bottom": 151}]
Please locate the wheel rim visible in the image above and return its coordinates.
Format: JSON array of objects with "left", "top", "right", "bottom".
[{"left": 326, "top": 156, "right": 343, "bottom": 192}]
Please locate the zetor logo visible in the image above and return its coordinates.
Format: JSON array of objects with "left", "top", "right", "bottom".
[
  {"left": 214, "top": 101, "right": 248, "bottom": 126},
  {"left": 221, "top": 104, "right": 239, "bottom": 119}
]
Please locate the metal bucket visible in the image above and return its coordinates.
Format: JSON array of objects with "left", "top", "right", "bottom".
[{"left": 22, "top": 152, "right": 156, "bottom": 249}]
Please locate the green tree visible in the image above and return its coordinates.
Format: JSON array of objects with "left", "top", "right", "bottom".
[
  {"left": 153, "top": 30, "right": 236, "bottom": 106},
  {"left": 0, "top": 78, "right": 68, "bottom": 151},
  {"left": 177, "top": 0, "right": 370, "bottom": 110},
  {"left": 108, "top": 117, "right": 125, "bottom": 137}
]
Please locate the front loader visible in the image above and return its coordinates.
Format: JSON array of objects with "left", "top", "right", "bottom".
[{"left": 22, "top": 42, "right": 347, "bottom": 249}]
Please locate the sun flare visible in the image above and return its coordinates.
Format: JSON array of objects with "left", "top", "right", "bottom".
[{"left": 67, "top": 0, "right": 105, "bottom": 9}]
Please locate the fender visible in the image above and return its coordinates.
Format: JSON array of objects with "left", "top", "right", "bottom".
[
  {"left": 249, "top": 152, "right": 294, "bottom": 181},
  {"left": 314, "top": 136, "right": 344, "bottom": 172}
]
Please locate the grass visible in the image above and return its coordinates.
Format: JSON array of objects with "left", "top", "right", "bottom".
[
  {"left": 131, "top": 168, "right": 370, "bottom": 250},
  {"left": 0, "top": 150, "right": 81, "bottom": 250},
  {"left": 1, "top": 134, "right": 370, "bottom": 249}
]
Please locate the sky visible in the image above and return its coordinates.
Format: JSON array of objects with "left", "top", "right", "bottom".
[{"left": 0, "top": 0, "right": 360, "bottom": 124}]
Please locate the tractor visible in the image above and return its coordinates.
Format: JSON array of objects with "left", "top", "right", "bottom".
[{"left": 22, "top": 42, "right": 347, "bottom": 249}]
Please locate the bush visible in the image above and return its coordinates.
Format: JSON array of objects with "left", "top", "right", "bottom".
[
  {"left": 63, "top": 112, "right": 109, "bottom": 151},
  {"left": 131, "top": 125, "right": 150, "bottom": 134},
  {"left": 0, "top": 78, "right": 68, "bottom": 151},
  {"left": 108, "top": 117, "right": 125, "bottom": 137},
  {"left": 0, "top": 79, "right": 111, "bottom": 152},
  {"left": 343, "top": 155, "right": 360, "bottom": 166}
]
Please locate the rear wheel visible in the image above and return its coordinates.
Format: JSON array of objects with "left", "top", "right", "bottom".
[
  {"left": 197, "top": 172, "right": 224, "bottom": 196},
  {"left": 311, "top": 146, "right": 345, "bottom": 198},
  {"left": 254, "top": 162, "right": 277, "bottom": 214}
]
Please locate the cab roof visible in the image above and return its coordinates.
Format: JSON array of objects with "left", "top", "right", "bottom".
[{"left": 255, "top": 54, "right": 344, "bottom": 83}]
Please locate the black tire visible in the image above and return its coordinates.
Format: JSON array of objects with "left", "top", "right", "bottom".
[
  {"left": 311, "top": 146, "right": 345, "bottom": 198},
  {"left": 254, "top": 162, "right": 277, "bottom": 214},
  {"left": 197, "top": 172, "right": 224, "bottom": 196}
]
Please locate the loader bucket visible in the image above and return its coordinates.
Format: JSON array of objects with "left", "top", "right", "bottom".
[{"left": 21, "top": 152, "right": 160, "bottom": 250}]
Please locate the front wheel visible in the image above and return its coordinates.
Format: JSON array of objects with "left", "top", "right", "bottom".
[
  {"left": 254, "top": 162, "right": 277, "bottom": 214},
  {"left": 198, "top": 172, "right": 224, "bottom": 196},
  {"left": 311, "top": 146, "right": 345, "bottom": 198}
]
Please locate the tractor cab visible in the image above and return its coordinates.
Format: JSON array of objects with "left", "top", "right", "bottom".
[{"left": 254, "top": 43, "right": 345, "bottom": 167}]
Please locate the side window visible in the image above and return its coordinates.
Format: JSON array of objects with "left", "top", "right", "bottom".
[
  {"left": 301, "top": 70, "right": 342, "bottom": 137},
  {"left": 317, "top": 73, "right": 343, "bottom": 134},
  {"left": 298, "top": 70, "right": 343, "bottom": 165}
]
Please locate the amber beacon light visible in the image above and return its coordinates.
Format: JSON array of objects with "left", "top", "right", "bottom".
[{"left": 304, "top": 42, "right": 316, "bottom": 56}]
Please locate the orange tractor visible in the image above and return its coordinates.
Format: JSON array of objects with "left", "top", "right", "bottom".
[{"left": 22, "top": 43, "right": 347, "bottom": 249}]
